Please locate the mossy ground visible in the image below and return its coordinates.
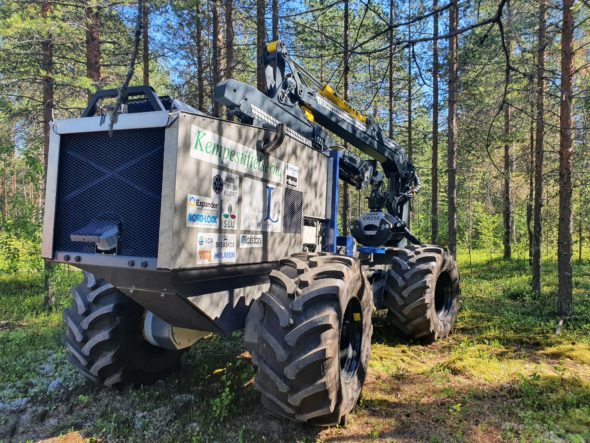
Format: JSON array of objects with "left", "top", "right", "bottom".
[{"left": 0, "top": 252, "right": 588, "bottom": 442}]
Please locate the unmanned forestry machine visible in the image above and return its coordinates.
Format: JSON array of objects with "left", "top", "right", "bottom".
[{"left": 43, "top": 41, "right": 459, "bottom": 425}]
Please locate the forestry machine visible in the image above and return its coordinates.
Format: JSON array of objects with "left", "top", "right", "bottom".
[{"left": 43, "top": 40, "right": 459, "bottom": 426}]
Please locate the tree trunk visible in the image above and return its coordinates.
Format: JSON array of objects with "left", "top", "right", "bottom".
[
  {"left": 388, "top": 0, "right": 394, "bottom": 139},
  {"left": 447, "top": 0, "right": 459, "bottom": 258},
  {"left": 225, "top": 0, "right": 234, "bottom": 80},
  {"left": 431, "top": 0, "right": 439, "bottom": 244},
  {"left": 579, "top": 220, "right": 583, "bottom": 262},
  {"left": 407, "top": 0, "right": 413, "bottom": 163},
  {"left": 272, "top": 0, "right": 279, "bottom": 40},
  {"left": 532, "top": 0, "right": 546, "bottom": 297},
  {"left": 2, "top": 168, "right": 7, "bottom": 219},
  {"left": 341, "top": 0, "right": 350, "bottom": 235},
  {"left": 0, "top": 172, "right": 4, "bottom": 221},
  {"left": 85, "top": 1, "right": 101, "bottom": 100},
  {"left": 527, "top": 96, "right": 535, "bottom": 265},
  {"left": 142, "top": 1, "right": 149, "bottom": 85},
  {"left": 502, "top": 100, "right": 513, "bottom": 259},
  {"left": 502, "top": 6, "right": 512, "bottom": 259},
  {"left": 195, "top": 0, "right": 205, "bottom": 111},
  {"left": 557, "top": 0, "right": 574, "bottom": 318},
  {"left": 41, "top": 0, "right": 55, "bottom": 309},
  {"left": 211, "top": 0, "right": 223, "bottom": 117},
  {"left": 406, "top": 0, "right": 413, "bottom": 231},
  {"left": 11, "top": 148, "right": 16, "bottom": 202},
  {"left": 256, "top": 0, "right": 266, "bottom": 92}
]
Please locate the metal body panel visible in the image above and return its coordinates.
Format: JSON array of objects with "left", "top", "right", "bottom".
[
  {"left": 157, "top": 117, "right": 181, "bottom": 269},
  {"left": 324, "top": 150, "right": 340, "bottom": 253},
  {"left": 78, "top": 262, "right": 271, "bottom": 332},
  {"left": 41, "top": 125, "right": 61, "bottom": 258},
  {"left": 52, "top": 111, "right": 170, "bottom": 134},
  {"left": 158, "top": 113, "right": 329, "bottom": 271},
  {"left": 187, "top": 282, "right": 268, "bottom": 332}
]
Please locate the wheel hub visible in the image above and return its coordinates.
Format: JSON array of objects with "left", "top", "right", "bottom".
[
  {"left": 434, "top": 272, "right": 453, "bottom": 319},
  {"left": 340, "top": 298, "right": 363, "bottom": 381}
]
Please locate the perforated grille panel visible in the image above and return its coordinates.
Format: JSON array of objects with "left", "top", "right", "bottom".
[
  {"left": 283, "top": 188, "right": 303, "bottom": 234},
  {"left": 53, "top": 128, "right": 165, "bottom": 257},
  {"left": 126, "top": 96, "right": 173, "bottom": 113}
]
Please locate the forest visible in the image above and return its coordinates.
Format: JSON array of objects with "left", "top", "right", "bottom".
[{"left": 0, "top": 0, "right": 589, "bottom": 441}]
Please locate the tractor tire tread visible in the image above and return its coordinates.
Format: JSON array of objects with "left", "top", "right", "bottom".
[
  {"left": 383, "top": 245, "right": 460, "bottom": 341},
  {"left": 64, "top": 274, "right": 182, "bottom": 387},
  {"left": 245, "top": 253, "right": 372, "bottom": 426}
]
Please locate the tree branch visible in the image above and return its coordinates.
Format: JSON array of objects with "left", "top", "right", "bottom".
[{"left": 109, "top": 0, "right": 143, "bottom": 135}]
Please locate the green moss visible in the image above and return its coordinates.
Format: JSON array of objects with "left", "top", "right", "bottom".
[{"left": 540, "top": 344, "right": 590, "bottom": 365}]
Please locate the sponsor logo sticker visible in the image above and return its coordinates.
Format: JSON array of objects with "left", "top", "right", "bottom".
[
  {"left": 212, "top": 168, "right": 239, "bottom": 200},
  {"left": 186, "top": 169, "right": 240, "bottom": 230},
  {"left": 239, "top": 234, "right": 263, "bottom": 248},
  {"left": 186, "top": 195, "right": 220, "bottom": 227},
  {"left": 240, "top": 177, "right": 283, "bottom": 233},
  {"left": 196, "top": 233, "right": 237, "bottom": 265},
  {"left": 221, "top": 201, "right": 238, "bottom": 230},
  {"left": 285, "top": 163, "right": 299, "bottom": 188}
]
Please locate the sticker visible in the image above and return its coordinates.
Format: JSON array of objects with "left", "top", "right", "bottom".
[
  {"left": 211, "top": 168, "right": 239, "bottom": 200},
  {"left": 190, "top": 125, "right": 285, "bottom": 184},
  {"left": 186, "top": 169, "right": 239, "bottom": 230},
  {"left": 285, "top": 163, "right": 299, "bottom": 188},
  {"left": 186, "top": 195, "right": 220, "bottom": 227},
  {"left": 211, "top": 169, "right": 239, "bottom": 230},
  {"left": 239, "top": 234, "right": 263, "bottom": 248},
  {"left": 221, "top": 200, "right": 238, "bottom": 230},
  {"left": 196, "top": 233, "right": 237, "bottom": 265},
  {"left": 240, "top": 177, "right": 283, "bottom": 232}
]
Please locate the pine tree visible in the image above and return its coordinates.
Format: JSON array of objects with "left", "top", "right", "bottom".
[
  {"left": 447, "top": 0, "right": 459, "bottom": 258},
  {"left": 557, "top": 0, "right": 575, "bottom": 319},
  {"left": 211, "top": 0, "right": 223, "bottom": 116},
  {"left": 431, "top": 0, "right": 439, "bottom": 244},
  {"left": 142, "top": 1, "right": 149, "bottom": 85},
  {"left": 532, "top": 0, "right": 547, "bottom": 297},
  {"left": 256, "top": 0, "right": 266, "bottom": 92},
  {"left": 85, "top": 1, "right": 101, "bottom": 98}
]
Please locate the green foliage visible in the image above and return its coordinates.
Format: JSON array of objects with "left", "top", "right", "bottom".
[{"left": 0, "top": 225, "right": 42, "bottom": 273}]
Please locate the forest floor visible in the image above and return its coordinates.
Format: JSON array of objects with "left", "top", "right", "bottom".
[{"left": 0, "top": 252, "right": 589, "bottom": 443}]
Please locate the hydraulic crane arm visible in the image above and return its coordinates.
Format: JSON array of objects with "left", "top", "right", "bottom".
[{"left": 214, "top": 41, "right": 419, "bottom": 219}]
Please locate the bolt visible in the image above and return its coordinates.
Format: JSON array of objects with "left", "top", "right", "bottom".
[
  {"left": 63, "top": 255, "right": 70, "bottom": 261},
  {"left": 128, "top": 260, "right": 135, "bottom": 267},
  {"left": 74, "top": 256, "right": 81, "bottom": 262},
  {"left": 140, "top": 261, "right": 148, "bottom": 268}
]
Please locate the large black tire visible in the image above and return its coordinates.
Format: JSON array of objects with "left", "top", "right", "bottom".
[
  {"left": 244, "top": 253, "right": 372, "bottom": 426},
  {"left": 382, "top": 245, "right": 460, "bottom": 342},
  {"left": 63, "top": 272, "right": 182, "bottom": 387}
]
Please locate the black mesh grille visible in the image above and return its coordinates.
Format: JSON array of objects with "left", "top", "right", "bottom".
[
  {"left": 126, "top": 96, "right": 172, "bottom": 113},
  {"left": 127, "top": 98, "right": 156, "bottom": 113},
  {"left": 53, "top": 128, "right": 165, "bottom": 257},
  {"left": 283, "top": 188, "right": 303, "bottom": 234}
]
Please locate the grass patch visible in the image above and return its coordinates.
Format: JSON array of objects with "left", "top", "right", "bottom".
[{"left": 0, "top": 252, "right": 589, "bottom": 441}]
